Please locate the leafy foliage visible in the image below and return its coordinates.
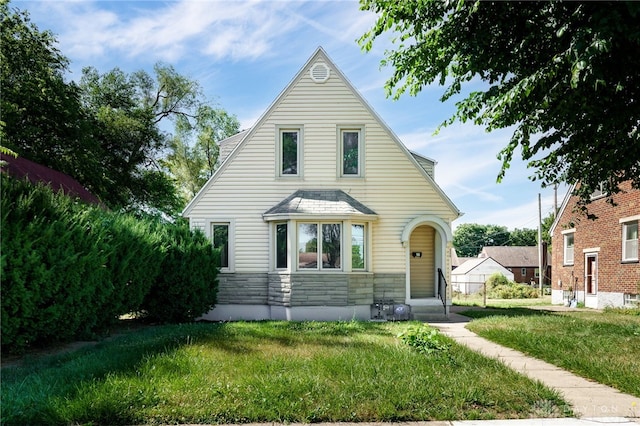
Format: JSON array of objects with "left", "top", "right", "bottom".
[
  {"left": 161, "top": 105, "right": 240, "bottom": 203},
  {"left": 485, "top": 273, "right": 539, "bottom": 299},
  {"left": 398, "top": 325, "right": 450, "bottom": 354},
  {"left": 1, "top": 4, "right": 237, "bottom": 217},
  {"left": 1, "top": 175, "right": 219, "bottom": 354},
  {"left": 359, "top": 1, "right": 640, "bottom": 207},
  {"left": 453, "top": 223, "right": 509, "bottom": 257}
]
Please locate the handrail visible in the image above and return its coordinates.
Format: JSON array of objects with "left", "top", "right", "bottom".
[{"left": 437, "top": 268, "right": 447, "bottom": 315}]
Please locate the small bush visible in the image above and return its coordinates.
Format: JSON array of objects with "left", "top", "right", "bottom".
[
  {"left": 398, "top": 325, "right": 450, "bottom": 354},
  {"left": 485, "top": 272, "right": 539, "bottom": 299}
]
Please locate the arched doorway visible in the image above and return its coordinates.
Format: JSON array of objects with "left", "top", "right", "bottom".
[{"left": 401, "top": 215, "right": 452, "bottom": 305}]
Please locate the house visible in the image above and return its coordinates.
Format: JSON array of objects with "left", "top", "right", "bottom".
[
  {"left": 451, "top": 247, "right": 474, "bottom": 270},
  {"left": 478, "top": 246, "right": 547, "bottom": 286},
  {"left": 451, "top": 257, "right": 514, "bottom": 294},
  {"left": 550, "top": 181, "right": 639, "bottom": 308},
  {"left": 0, "top": 153, "right": 101, "bottom": 205},
  {"left": 182, "top": 48, "right": 461, "bottom": 321}
]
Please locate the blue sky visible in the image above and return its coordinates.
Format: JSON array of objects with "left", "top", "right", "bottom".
[{"left": 16, "top": 0, "right": 565, "bottom": 230}]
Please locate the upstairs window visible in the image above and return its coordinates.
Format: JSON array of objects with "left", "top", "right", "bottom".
[
  {"left": 622, "top": 220, "right": 638, "bottom": 262},
  {"left": 279, "top": 128, "right": 300, "bottom": 176},
  {"left": 340, "top": 128, "right": 362, "bottom": 176},
  {"left": 563, "top": 231, "right": 575, "bottom": 265}
]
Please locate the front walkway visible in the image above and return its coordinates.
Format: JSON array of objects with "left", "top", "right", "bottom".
[{"left": 429, "top": 309, "right": 639, "bottom": 420}]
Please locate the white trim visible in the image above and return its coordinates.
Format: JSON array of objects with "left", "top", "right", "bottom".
[
  {"left": 337, "top": 125, "right": 365, "bottom": 178},
  {"left": 402, "top": 215, "right": 452, "bottom": 304},
  {"left": 276, "top": 125, "right": 304, "bottom": 178},
  {"left": 582, "top": 247, "right": 601, "bottom": 253},
  {"left": 620, "top": 215, "right": 640, "bottom": 223},
  {"left": 209, "top": 219, "right": 236, "bottom": 273},
  {"left": 622, "top": 221, "right": 639, "bottom": 262},
  {"left": 561, "top": 228, "right": 576, "bottom": 235}
]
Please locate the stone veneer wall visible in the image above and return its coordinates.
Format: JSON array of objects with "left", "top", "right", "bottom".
[
  {"left": 218, "top": 272, "right": 406, "bottom": 307},
  {"left": 373, "top": 273, "right": 406, "bottom": 302}
]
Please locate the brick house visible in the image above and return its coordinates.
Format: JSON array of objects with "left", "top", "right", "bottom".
[{"left": 550, "top": 181, "right": 639, "bottom": 308}]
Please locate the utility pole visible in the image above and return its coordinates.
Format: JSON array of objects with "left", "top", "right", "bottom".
[{"left": 538, "top": 193, "right": 543, "bottom": 294}]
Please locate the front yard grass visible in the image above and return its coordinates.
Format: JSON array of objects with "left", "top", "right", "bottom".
[
  {"left": 462, "top": 308, "right": 640, "bottom": 398},
  {"left": 2, "top": 321, "right": 570, "bottom": 425},
  {"left": 453, "top": 294, "right": 553, "bottom": 308}
]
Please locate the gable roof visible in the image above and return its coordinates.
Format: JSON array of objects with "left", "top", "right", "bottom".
[
  {"left": 1, "top": 153, "right": 102, "bottom": 205},
  {"left": 217, "top": 129, "right": 249, "bottom": 165},
  {"left": 263, "top": 189, "right": 377, "bottom": 220},
  {"left": 549, "top": 183, "right": 576, "bottom": 236},
  {"left": 183, "top": 47, "right": 461, "bottom": 218},
  {"left": 479, "top": 246, "right": 539, "bottom": 267},
  {"left": 451, "top": 257, "right": 508, "bottom": 275}
]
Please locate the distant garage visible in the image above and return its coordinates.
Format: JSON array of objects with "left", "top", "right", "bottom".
[{"left": 451, "top": 257, "right": 514, "bottom": 295}]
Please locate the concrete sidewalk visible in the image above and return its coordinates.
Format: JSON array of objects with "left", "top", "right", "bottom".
[{"left": 429, "top": 310, "right": 640, "bottom": 421}]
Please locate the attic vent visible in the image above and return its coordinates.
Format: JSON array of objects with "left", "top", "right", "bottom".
[{"left": 310, "top": 62, "right": 330, "bottom": 83}]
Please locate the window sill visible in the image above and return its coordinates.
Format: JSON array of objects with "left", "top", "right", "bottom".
[
  {"left": 563, "top": 263, "right": 574, "bottom": 267},
  {"left": 621, "top": 259, "right": 639, "bottom": 264}
]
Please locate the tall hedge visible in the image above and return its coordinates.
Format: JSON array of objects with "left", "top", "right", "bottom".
[{"left": 1, "top": 175, "right": 219, "bottom": 354}]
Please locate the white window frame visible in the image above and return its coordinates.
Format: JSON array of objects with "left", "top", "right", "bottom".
[
  {"left": 338, "top": 126, "right": 364, "bottom": 178},
  {"left": 274, "top": 222, "right": 289, "bottom": 270},
  {"left": 297, "top": 222, "right": 343, "bottom": 271},
  {"left": 621, "top": 217, "right": 639, "bottom": 262},
  {"left": 277, "top": 126, "right": 303, "bottom": 178},
  {"left": 562, "top": 229, "right": 575, "bottom": 266},
  {"left": 210, "top": 220, "right": 234, "bottom": 272},
  {"left": 351, "top": 223, "right": 367, "bottom": 271}
]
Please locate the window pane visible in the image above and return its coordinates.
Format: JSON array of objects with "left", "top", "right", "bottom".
[
  {"left": 342, "top": 131, "right": 359, "bottom": 175},
  {"left": 212, "top": 224, "right": 229, "bottom": 268},
  {"left": 322, "top": 223, "right": 341, "bottom": 269},
  {"left": 276, "top": 223, "right": 288, "bottom": 269},
  {"left": 298, "top": 223, "right": 317, "bottom": 269},
  {"left": 351, "top": 224, "right": 365, "bottom": 269},
  {"left": 624, "top": 222, "right": 638, "bottom": 260},
  {"left": 564, "top": 233, "right": 574, "bottom": 264},
  {"left": 282, "top": 131, "right": 298, "bottom": 175}
]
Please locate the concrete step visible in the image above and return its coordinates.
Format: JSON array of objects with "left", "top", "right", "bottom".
[{"left": 411, "top": 305, "right": 448, "bottom": 322}]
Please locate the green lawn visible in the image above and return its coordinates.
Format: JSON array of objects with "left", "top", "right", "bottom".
[
  {"left": 462, "top": 308, "right": 640, "bottom": 397},
  {"left": 453, "top": 294, "right": 553, "bottom": 308},
  {"left": 1, "top": 321, "right": 570, "bottom": 425}
]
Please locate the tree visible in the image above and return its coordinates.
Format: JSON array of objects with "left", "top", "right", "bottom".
[
  {"left": 509, "top": 228, "right": 537, "bottom": 247},
  {"left": 1, "top": 2, "right": 99, "bottom": 186},
  {"left": 453, "top": 223, "right": 509, "bottom": 257},
  {"left": 359, "top": 1, "right": 640, "bottom": 208},
  {"left": 162, "top": 105, "right": 240, "bottom": 203}
]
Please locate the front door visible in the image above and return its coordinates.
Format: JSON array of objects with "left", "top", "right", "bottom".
[
  {"left": 409, "top": 225, "right": 435, "bottom": 298},
  {"left": 585, "top": 253, "right": 598, "bottom": 295}
]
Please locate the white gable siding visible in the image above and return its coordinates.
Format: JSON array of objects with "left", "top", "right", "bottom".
[{"left": 186, "top": 55, "right": 457, "bottom": 274}]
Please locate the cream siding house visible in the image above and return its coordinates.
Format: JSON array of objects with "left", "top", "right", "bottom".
[{"left": 183, "top": 48, "right": 461, "bottom": 321}]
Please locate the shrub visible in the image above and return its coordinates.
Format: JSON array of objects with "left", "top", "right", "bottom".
[
  {"left": 141, "top": 224, "right": 219, "bottom": 323},
  {"left": 398, "top": 325, "right": 450, "bottom": 354},
  {"left": 1, "top": 174, "right": 220, "bottom": 354},
  {"left": 485, "top": 272, "right": 539, "bottom": 299}
]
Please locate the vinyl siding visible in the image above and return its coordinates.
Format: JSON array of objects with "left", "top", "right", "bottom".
[{"left": 186, "top": 54, "right": 457, "bottom": 274}]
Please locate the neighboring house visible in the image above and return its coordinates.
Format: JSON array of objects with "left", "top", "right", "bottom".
[
  {"left": 451, "top": 257, "right": 514, "bottom": 295},
  {"left": 550, "top": 181, "right": 639, "bottom": 308},
  {"left": 450, "top": 247, "right": 473, "bottom": 270},
  {"left": 478, "top": 246, "right": 547, "bottom": 285},
  {"left": 183, "top": 48, "right": 461, "bottom": 321},
  {"left": 0, "top": 153, "right": 101, "bottom": 205}
]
